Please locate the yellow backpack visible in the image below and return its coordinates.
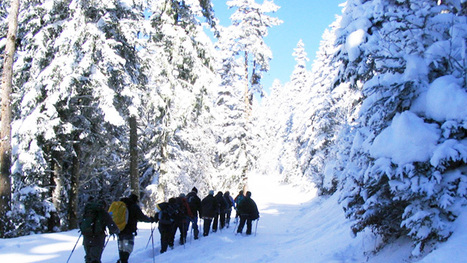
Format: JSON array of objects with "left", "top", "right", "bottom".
[{"left": 108, "top": 201, "right": 128, "bottom": 231}]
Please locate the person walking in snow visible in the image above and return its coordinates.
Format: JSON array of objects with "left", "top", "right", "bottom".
[
  {"left": 174, "top": 193, "right": 193, "bottom": 245},
  {"left": 155, "top": 200, "right": 177, "bottom": 254},
  {"left": 201, "top": 190, "right": 218, "bottom": 236},
  {"left": 224, "top": 191, "right": 235, "bottom": 228},
  {"left": 234, "top": 190, "right": 244, "bottom": 223},
  {"left": 236, "top": 191, "right": 259, "bottom": 235},
  {"left": 80, "top": 198, "right": 120, "bottom": 263},
  {"left": 213, "top": 191, "right": 228, "bottom": 232},
  {"left": 186, "top": 187, "right": 202, "bottom": 240},
  {"left": 117, "top": 194, "right": 155, "bottom": 263}
]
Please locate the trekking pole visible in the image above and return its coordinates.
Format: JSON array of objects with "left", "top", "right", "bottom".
[
  {"left": 146, "top": 223, "right": 156, "bottom": 249},
  {"left": 183, "top": 223, "right": 186, "bottom": 249},
  {"left": 66, "top": 233, "right": 82, "bottom": 263},
  {"left": 151, "top": 223, "right": 155, "bottom": 263},
  {"left": 255, "top": 219, "right": 259, "bottom": 236},
  {"left": 233, "top": 217, "right": 238, "bottom": 233}
]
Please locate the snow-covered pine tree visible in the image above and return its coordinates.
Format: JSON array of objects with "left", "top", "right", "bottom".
[
  {"left": 273, "top": 40, "right": 311, "bottom": 186},
  {"left": 225, "top": 0, "right": 282, "bottom": 112},
  {"left": 9, "top": 0, "right": 144, "bottom": 234},
  {"left": 213, "top": 0, "right": 281, "bottom": 189},
  {"left": 139, "top": 0, "right": 221, "bottom": 205},
  {"left": 336, "top": 0, "right": 467, "bottom": 256}
]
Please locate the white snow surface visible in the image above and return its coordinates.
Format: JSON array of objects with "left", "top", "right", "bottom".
[{"left": 0, "top": 173, "right": 465, "bottom": 263}]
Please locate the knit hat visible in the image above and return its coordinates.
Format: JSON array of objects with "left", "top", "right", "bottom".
[
  {"left": 179, "top": 193, "right": 186, "bottom": 198},
  {"left": 209, "top": 190, "right": 214, "bottom": 195},
  {"left": 192, "top": 187, "right": 198, "bottom": 193}
]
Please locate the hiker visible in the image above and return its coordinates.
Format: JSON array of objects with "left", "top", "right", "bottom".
[
  {"left": 236, "top": 191, "right": 259, "bottom": 235},
  {"left": 213, "top": 191, "right": 227, "bottom": 232},
  {"left": 155, "top": 200, "right": 177, "bottom": 254},
  {"left": 174, "top": 193, "right": 193, "bottom": 245},
  {"left": 186, "top": 187, "right": 202, "bottom": 240},
  {"left": 117, "top": 194, "right": 155, "bottom": 263},
  {"left": 200, "top": 190, "right": 218, "bottom": 236},
  {"left": 224, "top": 191, "right": 235, "bottom": 228},
  {"left": 234, "top": 190, "right": 244, "bottom": 223},
  {"left": 80, "top": 199, "right": 120, "bottom": 263}
]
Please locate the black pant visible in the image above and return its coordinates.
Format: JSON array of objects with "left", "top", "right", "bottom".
[
  {"left": 203, "top": 218, "right": 212, "bottom": 236},
  {"left": 83, "top": 235, "right": 105, "bottom": 263},
  {"left": 174, "top": 220, "right": 189, "bottom": 244},
  {"left": 237, "top": 215, "right": 253, "bottom": 235},
  {"left": 226, "top": 209, "right": 232, "bottom": 227},
  {"left": 159, "top": 223, "right": 173, "bottom": 253}
]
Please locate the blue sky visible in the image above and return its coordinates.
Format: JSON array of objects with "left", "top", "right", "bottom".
[{"left": 211, "top": 0, "right": 344, "bottom": 93}]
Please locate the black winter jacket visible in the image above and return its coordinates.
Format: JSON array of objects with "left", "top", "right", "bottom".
[
  {"left": 201, "top": 194, "right": 218, "bottom": 218},
  {"left": 120, "top": 197, "right": 152, "bottom": 236},
  {"left": 186, "top": 191, "right": 202, "bottom": 218},
  {"left": 237, "top": 197, "right": 259, "bottom": 220}
]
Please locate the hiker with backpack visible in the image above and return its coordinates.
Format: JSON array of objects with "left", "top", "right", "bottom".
[
  {"left": 213, "top": 191, "right": 228, "bottom": 232},
  {"left": 200, "top": 190, "right": 218, "bottom": 236},
  {"left": 174, "top": 193, "right": 193, "bottom": 245},
  {"left": 116, "top": 194, "right": 155, "bottom": 263},
  {"left": 80, "top": 198, "right": 120, "bottom": 263},
  {"left": 236, "top": 191, "right": 260, "bottom": 235},
  {"left": 155, "top": 199, "right": 177, "bottom": 254},
  {"left": 234, "top": 190, "right": 244, "bottom": 223},
  {"left": 186, "top": 187, "right": 202, "bottom": 240},
  {"left": 224, "top": 191, "right": 235, "bottom": 228}
]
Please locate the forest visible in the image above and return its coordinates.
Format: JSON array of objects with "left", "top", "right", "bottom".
[{"left": 0, "top": 0, "right": 466, "bottom": 259}]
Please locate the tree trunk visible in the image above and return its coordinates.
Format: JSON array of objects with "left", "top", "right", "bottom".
[
  {"left": 0, "top": 0, "right": 20, "bottom": 237},
  {"left": 68, "top": 143, "right": 81, "bottom": 229},
  {"left": 129, "top": 116, "right": 139, "bottom": 197},
  {"left": 49, "top": 157, "right": 62, "bottom": 231},
  {"left": 244, "top": 51, "right": 251, "bottom": 116}
]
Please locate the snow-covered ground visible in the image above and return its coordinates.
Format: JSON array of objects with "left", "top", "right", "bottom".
[{"left": 0, "top": 173, "right": 465, "bottom": 263}]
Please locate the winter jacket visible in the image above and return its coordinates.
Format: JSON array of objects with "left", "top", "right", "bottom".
[
  {"left": 186, "top": 191, "right": 202, "bottom": 218},
  {"left": 215, "top": 192, "right": 228, "bottom": 213},
  {"left": 120, "top": 197, "right": 152, "bottom": 236},
  {"left": 224, "top": 193, "right": 235, "bottom": 212},
  {"left": 201, "top": 194, "right": 218, "bottom": 218},
  {"left": 237, "top": 196, "right": 259, "bottom": 220}
]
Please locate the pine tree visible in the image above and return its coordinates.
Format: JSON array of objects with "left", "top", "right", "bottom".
[
  {"left": 139, "top": 0, "right": 220, "bottom": 204},
  {"left": 335, "top": 0, "right": 467, "bottom": 255},
  {"left": 10, "top": 0, "right": 145, "bottom": 233}
]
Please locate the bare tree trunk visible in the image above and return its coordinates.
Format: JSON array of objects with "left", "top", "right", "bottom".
[
  {"left": 244, "top": 51, "right": 251, "bottom": 116},
  {"left": 0, "top": 0, "right": 20, "bottom": 237},
  {"left": 68, "top": 143, "right": 81, "bottom": 229},
  {"left": 49, "top": 157, "right": 62, "bottom": 231},
  {"left": 129, "top": 116, "right": 139, "bottom": 197}
]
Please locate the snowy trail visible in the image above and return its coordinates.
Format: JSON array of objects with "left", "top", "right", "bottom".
[{"left": 0, "top": 173, "right": 465, "bottom": 262}]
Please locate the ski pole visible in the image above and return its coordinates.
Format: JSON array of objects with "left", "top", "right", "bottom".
[
  {"left": 151, "top": 223, "right": 155, "bottom": 263},
  {"left": 255, "top": 219, "right": 259, "bottom": 236},
  {"left": 182, "top": 222, "right": 186, "bottom": 249},
  {"left": 66, "top": 233, "right": 82, "bottom": 263},
  {"left": 146, "top": 222, "right": 157, "bottom": 249},
  {"left": 233, "top": 217, "right": 239, "bottom": 233}
]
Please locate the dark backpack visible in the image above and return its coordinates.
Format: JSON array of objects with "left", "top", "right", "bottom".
[
  {"left": 157, "top": 203, "right": 178, "bottom": 224},
  {"left": 80, "top": 203, "right": 106, "bottom": 236}
]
